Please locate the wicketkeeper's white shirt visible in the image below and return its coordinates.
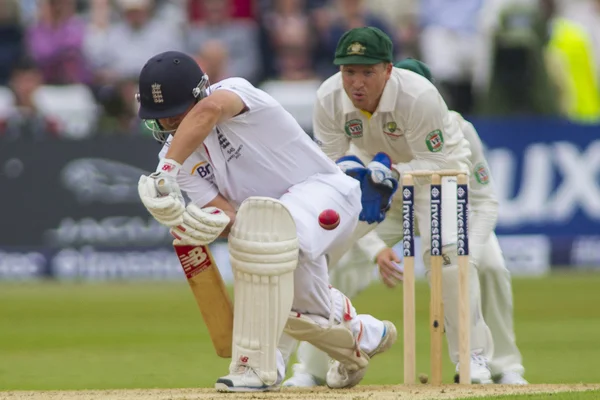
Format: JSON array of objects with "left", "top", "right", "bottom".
[
  {"left": 351, "top": 111, "right": 501, "bottom": 263},
  {"left": 313, "top": 67, "right": 472, "bottom": 174}
]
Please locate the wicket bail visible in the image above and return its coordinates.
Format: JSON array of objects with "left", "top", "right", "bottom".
[{"left": 402, "top": 170, "right": 471, "bottom": 386}]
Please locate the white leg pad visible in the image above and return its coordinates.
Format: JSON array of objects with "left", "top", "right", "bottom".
[
  {"left": 284, "top": 289, "right": 369, "bottom": 372},
  {"left": 228, "top": 197, "right": 299, "bottom": 385}
]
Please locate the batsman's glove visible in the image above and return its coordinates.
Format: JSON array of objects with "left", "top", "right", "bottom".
[{"left": 138, "top": 158, "right": 186, "bottom": 226}]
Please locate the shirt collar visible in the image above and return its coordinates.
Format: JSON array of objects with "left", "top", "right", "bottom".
[
  {"left": 341, "top": 87, "right": 356, "bottom": 115},
  {"left": 377, "top": 77, "right": 398, "bottom": 113}
]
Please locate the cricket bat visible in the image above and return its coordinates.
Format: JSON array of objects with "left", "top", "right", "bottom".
[
  {"left": 174, "top": 243, "right": 234, "bottom": 358},
  {"left": 152, "top": 179, "right": 233, "bottom": 357}
]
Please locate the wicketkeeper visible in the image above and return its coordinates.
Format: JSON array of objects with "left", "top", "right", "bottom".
[
  {"left": 286, "top": 55, "right": 527, "bottom": 386},
  {"left": 285, "top": 26, "right": 495, "bottom": 385}
]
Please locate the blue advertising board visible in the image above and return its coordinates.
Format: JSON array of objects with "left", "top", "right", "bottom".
[
  {"left": 472, "top": 118, "right": 599, "bottom": 237},
  {"left": 472, "top": 119, "right": 599, "bottom": 269},
  {"left": 0, "top": 119, "right": 598, "bottom": 281}
]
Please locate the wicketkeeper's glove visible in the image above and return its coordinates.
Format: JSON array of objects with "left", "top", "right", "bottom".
[{"left": 336, "top": 153, "right": 399, "bottom": 224}]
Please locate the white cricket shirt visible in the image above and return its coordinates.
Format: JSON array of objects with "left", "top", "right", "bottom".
[
  {"left": 313, "top": 67, "right": 472, "bottom": 174},
  {"left": 158, "top": 78, "right": 343, "bottom": 208},
  {"left": 355, "top": 111, "right": 500, "bottom": 261},
  {"left": 451, "top": 111, "right": 498, "bottom": 211}
]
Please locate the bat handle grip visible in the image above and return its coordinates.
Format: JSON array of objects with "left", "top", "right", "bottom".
[{"left": 153, "top": 175, "right": 179, "bottom": 197}]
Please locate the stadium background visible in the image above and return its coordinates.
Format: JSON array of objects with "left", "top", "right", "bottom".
[{"left": 1, "top": 0, "right": 600, "bottom": 392}]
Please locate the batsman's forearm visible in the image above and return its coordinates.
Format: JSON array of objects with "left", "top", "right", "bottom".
[
  {"left": 219, "top": 211, "right": 236, "bottom": 238},
  {"left": 165, "top": 102, "right": 222, "bottom": 164}
]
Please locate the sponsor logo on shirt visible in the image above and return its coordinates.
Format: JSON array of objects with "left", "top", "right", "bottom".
[
  {"left": 191, "top": 161, "right": 215, "bottom": 184},
  {"left": 344, "top": 119, "right": 363, "bottom": 138},
  {"left": 383, "top": 121, "right": 402, "bottom": 139},
  {"left": 474, "top": 162, "right": 490, "bottom": 185},
  {"left": 425, "top": 129, "right": 444, "bottom": 152}
]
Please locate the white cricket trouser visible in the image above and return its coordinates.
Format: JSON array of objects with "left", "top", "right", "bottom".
[
  {"left": 294, "top": 177, "right": 530, "bottom": 380},
  {"left": 294, "top": 196, "right": 523, "bottom": 380},
  {"left": 476, "top": 233, "right": 524, "bottom": 376},
  {"left": 331, "top": 232, "right": 523, "bottom": 376},
  {"left": 276, "top": 173, "right": 385, "bottom": 372}
]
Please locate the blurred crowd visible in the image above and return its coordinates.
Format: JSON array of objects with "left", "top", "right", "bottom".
[{"left": 1, "top": 0, "right": 600, "bottom": 141}]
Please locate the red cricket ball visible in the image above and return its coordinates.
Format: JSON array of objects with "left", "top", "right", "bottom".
[{"left": 318, "top": 209, "right": 340, "bottom": 230}]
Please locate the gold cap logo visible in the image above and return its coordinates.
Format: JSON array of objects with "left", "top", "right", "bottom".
[
  {"left": 151, "top": 83, "right": 164, "bottom": 104},
  {"left": 347, "top": 42, "right": 366, "bottom": 55}
]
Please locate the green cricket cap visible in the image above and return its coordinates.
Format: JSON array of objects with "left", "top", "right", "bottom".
[
  {"left": 394, "top": 58, "right": 434, "bottom": 83},
  {"left": 334, "top": 27, "right": 393, "bottom": 66}
]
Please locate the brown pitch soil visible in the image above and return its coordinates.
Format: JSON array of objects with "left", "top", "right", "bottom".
[{"left": 2, "top": 384, "right": 599, "bottom": 400}]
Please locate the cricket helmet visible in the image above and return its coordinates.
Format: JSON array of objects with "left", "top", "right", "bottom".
[{"left": 136, "top": 51, "right": 210, "bottom": 143}]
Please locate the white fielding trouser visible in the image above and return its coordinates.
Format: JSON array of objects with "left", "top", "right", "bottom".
[{"left": 293, "top": 178, "right": 524, "bottom": 379}]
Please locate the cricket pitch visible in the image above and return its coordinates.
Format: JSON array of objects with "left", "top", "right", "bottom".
[{"left": 3, "top": 384, "right": 599, "bottom": 400}]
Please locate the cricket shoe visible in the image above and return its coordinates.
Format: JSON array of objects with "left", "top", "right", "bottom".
[
  {"left": 215, "top": 365, "right": 281, "bottom": 392},
  {"left": 326, "top": 320, "right": 397, "bottom": 389},
  {"left": 282, "top": 364, "right": 324, "bottom": 387},
  {"left": 454, "top": 354, "right": 493, "bottom": 384},
  {"left": 495, "top": 371, "right": 528, "bottom": 385}
]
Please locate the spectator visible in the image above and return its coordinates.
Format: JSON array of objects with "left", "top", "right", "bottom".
[
  {"left": 188, "top": 0, "right": 255, "bottom": 21},
  {"left": 0, "top": 0, "right": 25, "bottom": 85},
  {"left": 478, "top": 0, "right": 560, "bottom": 117},
  {"left": 97, "top": 75, "right": 143, "bottom": 135},
  {"left": 195, "top": 39, "right": 230, "bottom": 83},
  {"left": 187, "top": 0, "right": 261, "bottom": 84},
  {"left": 365, "top": 0, "right": 419, "bottom": 59},
  {"left": 543, "top": 0, "right": 600, "bottom": 123},
  {"left": 18, "top": 0, "right": 39, "bottom": 25},
  {"left": 84, "top": 0, "right": 184, "bottom": 86},
  {"left": 558, "top": 0, "right": 600, "bottom": 81},
  {"left": 26, "top": 0, "right": 91, "bottom": 85},
  {"left": 0, "top": 58, "right": 59, "bottom": 140},
  {"left": 260, "top": 0, "right": 318, "bottom": 80},
  {"left": 85, "top": 0, "right": 183, "bottom": 134},
  {"left": 315, "top": 0, "right": 398, "bottom": 78},
  {"left": 419, "top": 0, "right": 485, "bottom": 115}
]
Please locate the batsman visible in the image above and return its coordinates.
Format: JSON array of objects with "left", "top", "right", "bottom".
[
  {"left": 134, "top": 51, "right": 397, "bottom": 392},
  {"left": 290, "top": 26, "right": 496, "bottom": 384}
]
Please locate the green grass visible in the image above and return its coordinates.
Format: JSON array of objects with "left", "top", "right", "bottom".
[
  {"left": 1, "top": 274, "right": 600, "bottom": 390},
  {"left": 455, "top": 390, "right": 600, "bottom": 399}
]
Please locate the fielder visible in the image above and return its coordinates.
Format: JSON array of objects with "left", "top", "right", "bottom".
[
  {"left": 286, "top": 26, "right": 497, "bottom": 385},
  {"left": 135, "top": 51, "right": 397, "bottom": 392},
  {"left": 285, "top": 58, "right": 527, "bottom": 386}
]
